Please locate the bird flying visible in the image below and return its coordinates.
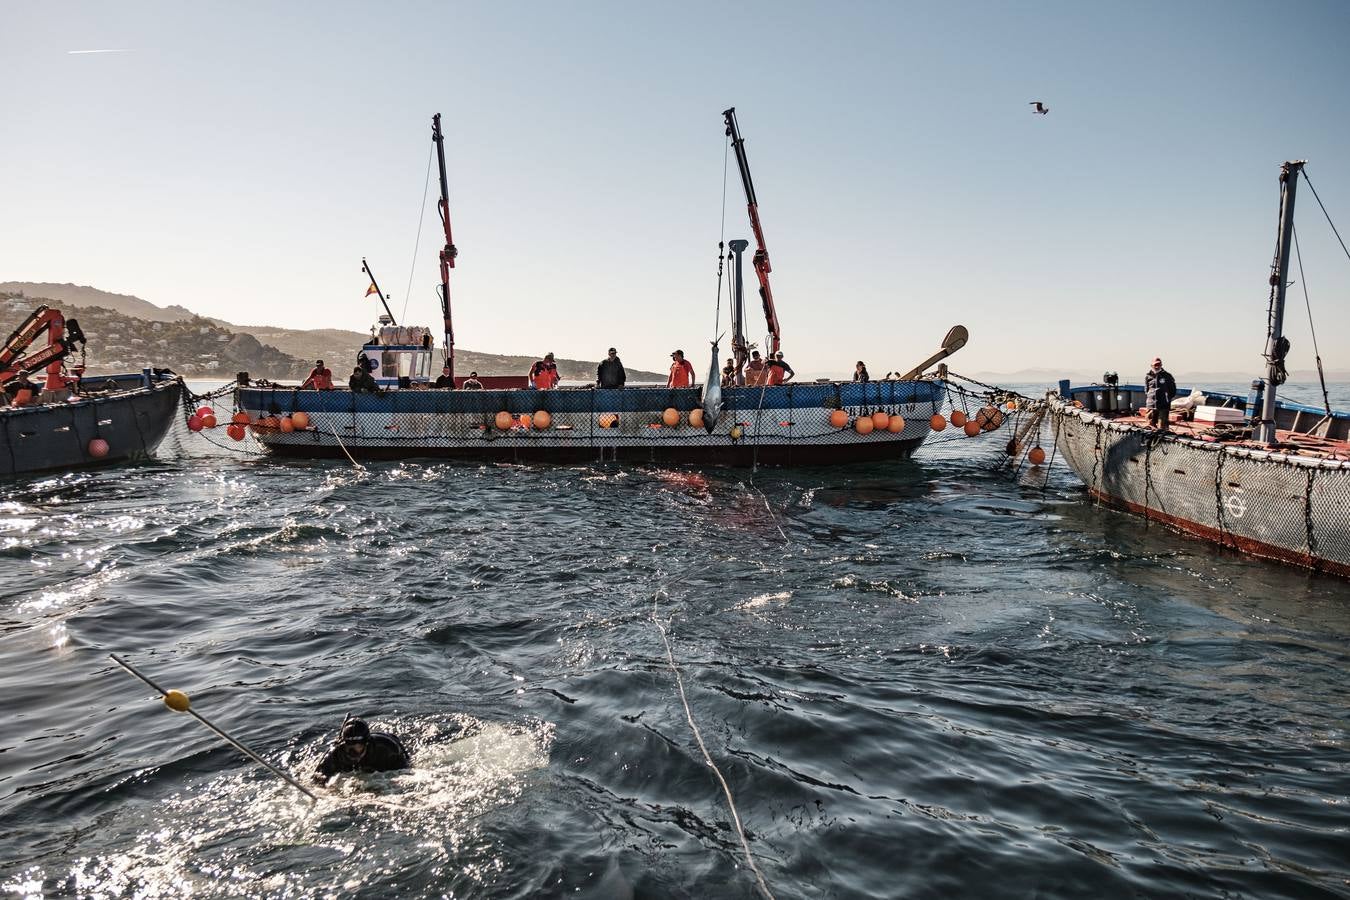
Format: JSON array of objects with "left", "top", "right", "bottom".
[{"left": 1029, "top": 101, "right": 1049, "bottom": 115}]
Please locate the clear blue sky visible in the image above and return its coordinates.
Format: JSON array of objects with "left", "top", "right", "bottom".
[{"left": 3, "top": 1, "right": 1348, "bottom": 378}]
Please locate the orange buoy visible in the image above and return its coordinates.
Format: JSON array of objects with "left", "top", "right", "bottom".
[
  {"left": 663, "top": 407, "right": 680, "bottom": 427},
  {"left": 260, "top": 416, "right": 279, "bottom": 429},
  {"left": 534, "top": 410, "right": 551, "bottom": 429},
  {"left": 929, "top": 413, "right": 946, "bottom": 431},
  {"left": 829, "top": 409, "right": 849, "bottom": 429},
  {"left": 1028, "top": 446, "right": 1047, "bottom": 465},
  {"left": 201, "top": 414, "right": 217, "bottom": 429},
  {"left": 227, "top": 424, "right": 246, "bottom": 441},
  {"left": 279, "top": 416, "right": 295, "bottom": 433},
  {"left": 495, "top": 411, "right": 513, "bottom": 430},
  {"left": 963, "top": 420, "right": 981, "bottom": 436},
  {"left": 855, "top": 415, "right": 875, "bottom": 435},
  {"left": 689, "top": 408, "right": 704, "bottom": 429},
  {"left": 887, "top": 414, "right": 905, "bottom": 433},
  {"left": 1005, "top": 400, "right": 1019, "bottom": 411},
  {"left": 231, "top": 411, "right": 251, "bottom": 425},
  {"left": 88, "top": 438, "right": 109, "bottom": 458},
  {"left": 950, "top": 410, "right": 967, "bottom": 427},
  {"left": 871, "top": 411, "right": 890, "bottom": 430},
  {"left": 291, "top": 411, "right": 310, "bottom": 429},
  {"left": 599, "top": 413, "right": 618, "bottom": 428}
]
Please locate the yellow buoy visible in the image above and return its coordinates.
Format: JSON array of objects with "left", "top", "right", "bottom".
[
  {"left": 164, "top": 689, "right": 191, "bottom": 712},
  {"left": 729, "top": 425, "right": 744, "bottom": 440}
]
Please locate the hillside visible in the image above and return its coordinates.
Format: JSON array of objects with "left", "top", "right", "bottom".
[{"left": 0, "top": 282, "right": 665, "bottom": 381}]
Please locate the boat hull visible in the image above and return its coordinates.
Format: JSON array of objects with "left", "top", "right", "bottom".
[
  {"left": 1047, "top": 396, "right": 1350, "bottom": 578},
  {"left": 1, "top": 374, "right": 183, "bottom": 477},
  {"left": 237, "top": 380, "right": 944, "bottom": 467}
]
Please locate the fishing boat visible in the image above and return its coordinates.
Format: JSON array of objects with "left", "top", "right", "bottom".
[
  {"left": 1044, "top": 161, "right": 1350, "bottom": 577},
  {"left": 1, "top": 305, "right": 183, "bottom": 477},
  {"left": 235, "top": 110, "right": 979, "bottom": 465}
]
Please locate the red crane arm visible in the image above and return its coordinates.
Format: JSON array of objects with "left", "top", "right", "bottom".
[
  {"left": 0, "top": 306, "right": 71, "bottom": 385},
  {"left": 723, "top": 108, "right": 782, "bottom": 355}
]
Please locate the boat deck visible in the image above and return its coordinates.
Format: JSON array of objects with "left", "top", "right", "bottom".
[{"left": 1099, "top": 410, "right": 1350, "bottom": 461}]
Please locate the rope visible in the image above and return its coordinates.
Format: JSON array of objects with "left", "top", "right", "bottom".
[
  {"left": 1291, "top": 225, "right": 1333, "bottom": 416},
  {"left": 401, "top": 141, "right": 437, "bottom": 324},
  {"left": 649, "top": 584, "right": 775, "bottom": 900},
  {"left": 1301, "top": 168, "right": 1350, "bottom": 267}
]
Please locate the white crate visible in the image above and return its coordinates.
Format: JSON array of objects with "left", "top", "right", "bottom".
[{"left": 1194, "top": 405, "right": 1245, "bottom": 424}]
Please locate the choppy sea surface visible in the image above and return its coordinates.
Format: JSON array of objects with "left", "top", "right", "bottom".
[{"left": 1, "top": 381, "right": 1347, "bottom": 899}]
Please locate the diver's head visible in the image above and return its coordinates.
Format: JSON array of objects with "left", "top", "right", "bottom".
[{"left": 339, "top": 718, "right": 371, "bottom": 757}]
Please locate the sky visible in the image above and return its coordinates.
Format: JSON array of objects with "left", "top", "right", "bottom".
[{"left": 3, "top": 0, "right": 1349, "bottom": 379}]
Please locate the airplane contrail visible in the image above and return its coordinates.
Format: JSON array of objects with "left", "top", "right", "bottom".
[{"left": 67, "top": 49, "right": 134, "bottom": 54}]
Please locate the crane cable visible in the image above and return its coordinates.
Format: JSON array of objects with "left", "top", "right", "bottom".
[
  {"left": 400, "top": 141, "right": 437, "bottom": 324},
  {"left": 1291, "top": 226, "right": 1333, "bottom": 417}
]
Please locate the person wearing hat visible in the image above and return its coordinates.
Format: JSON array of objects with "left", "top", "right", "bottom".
[
  {"left": 667, "top": 349, "right": 696, "bottom": 388},
  {"left": 313, "top": 716, "right": 411, "bottom": 784},
  {"left": 302, "top": 359, "right": 334, "bottom": 390},
  {"left": 461, "top": 370, "right": 484, "bottom": 390},
  {"left": 528, "top": 352, "right": 560, "bottom": 389},
  {"left": 596, "top": 347, "right": 626, "bottom": 389},
  {"left": 766, "top": 350, "right": 795, "bottom": 386},
  {"left": 1144, "top": 356, "right": 1177, "bottom": 431}
]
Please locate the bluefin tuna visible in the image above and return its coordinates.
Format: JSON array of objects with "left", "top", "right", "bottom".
[{"left": 701, "top": 339, "right": 723, "bottom": 433}]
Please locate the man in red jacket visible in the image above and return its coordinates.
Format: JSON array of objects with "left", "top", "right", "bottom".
[{"left": 667, "top": 349, "right": 696, "bottom": 388}]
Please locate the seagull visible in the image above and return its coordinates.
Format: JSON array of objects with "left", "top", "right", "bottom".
[{"left": 1029, "top": 101, "right": 1049, "bottom": 115}]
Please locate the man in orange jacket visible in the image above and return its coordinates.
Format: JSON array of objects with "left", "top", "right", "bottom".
[{"left": 667, "top": 350, "right": 696, "bottom": 388}]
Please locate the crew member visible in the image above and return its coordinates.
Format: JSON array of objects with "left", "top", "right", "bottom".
[
  {"left": 744, "top": 350, "right": 767, "bottom": 386},
  {"left": 3, "top": 371, "right": 37, "bottom": 406},
  {"left": 1144, "top": 356, "right": 1177, "bottom": 432},
  {"left": 667, "top": 350, "right": 696, "bottom": 388},
  {"left": 597, "top": 348, "right": 626, "bottom": 389},
  {"left": 434, "top": 365, "right": 455, "bottom": 388},
  {"left": 349, "top": 365, "right": 381, "bottom": 394},
  {"left": 313, "top": 717, "right": 410, "bottom": 785},
  {"left": 766, "top": 351, "right": 795, "bottom": 385},
  {"left": 853, "top": 361, "right": 870, "bottom": 383},
  {"left": 529, "top": 353, "right": 560, "bottom": 389},
  {"left": 720, "top": 358, "right": 736, "bottom": 387},
  {"left": 461, "top": 371, "right": 484, "bottom": 390},
  {"left": 302, "top": 360, "right": 334, "bottom": 390}
]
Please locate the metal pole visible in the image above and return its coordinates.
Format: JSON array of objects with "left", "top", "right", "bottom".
[
  {"left": 729, "top": 239, "right": 749, "bottom": 383},
  {"left": 362, "top": 258, "right": 398, "bottom": 325},
  {"left": 432, "top": 113, "right": 457, "bottom": 379},
  {"left": 1254, "top": 161, "right": 1305, "bottom": 445}
]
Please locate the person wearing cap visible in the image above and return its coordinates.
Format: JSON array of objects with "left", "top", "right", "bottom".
[
  {"left": 313, "top": 717, "right": 411, "bottom": 784},
  {"left": 720, "top": 357, "right": 736, "bottom": 387},
  {"left": 597, "top": 347, "right": 626, "bottom": 389},
  {"left": 433, "top": 365, "right": 455, "bottom": 388},
  {"left": 744, "top": 350, "right": 767, "bottom": 386},
  {"left": 302, "top": 359, "right": 334, "bottom": 390},
  {"left": 667, "top": 349, "right": 696, "bottom": 388},
  {"left": 766, "top": 350, "right": 795, "bottom": 385},
  {"left": 349, "top": 365, "right": 382, "bottom": 394},
  {"left": 1144, "top": 356, "right": 1177, "bottom": 431},
  {"left": 461, "top": 371, "right": 483, "bottom": 390},
  {"left": 529, "top": 352, "right": 560, "bottom": 389}
]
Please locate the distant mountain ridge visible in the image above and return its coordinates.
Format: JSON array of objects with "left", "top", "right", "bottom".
[
  {"left": 966, "top": 367, "right": 1350, "bottom": 385},
  {"left": 0, "top": 281, "right": 664, "bottom": 381}
]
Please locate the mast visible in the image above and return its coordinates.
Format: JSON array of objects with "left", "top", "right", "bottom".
[
  {"left": 728, "top": 238, "right": 749, "bottom": 382},
  {"left": 361, "top": 258, "right": 397, "bottom": 325},
  {"left": 1253, "top": 160, "right": 1305, "bottom": 445},
  {"left": 723, "top": 108, "right": 782, "bottom": 355},
  {"left": 432, "top": 113, "right": 457, "bottom": 379}
]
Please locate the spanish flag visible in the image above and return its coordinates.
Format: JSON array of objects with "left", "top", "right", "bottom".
[{"left": 365, "top": 283, "right": 378, "bottom": 297}]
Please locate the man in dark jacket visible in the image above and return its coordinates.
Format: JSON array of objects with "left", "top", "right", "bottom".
[
  {"left": 1144, "top": 357, "right": 1177, "bottom": 431},
  {"left": 596, "top": 347, "right": 626, "bottom": 388},
  {"left": 349, "top": 366, "right": 382, "bottom": 394},
  {"left": 314, "top": 717, "right": 410, "bottom": 784},
  {"left": 434, "top": 365, "right": 455, "bottom": 388}
]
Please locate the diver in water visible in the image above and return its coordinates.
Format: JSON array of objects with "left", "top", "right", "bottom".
[{"left": 313, "top": 717, "right": 411, "bottom": 784}]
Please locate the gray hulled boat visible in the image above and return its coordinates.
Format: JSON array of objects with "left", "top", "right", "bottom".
[
  {"left": 1, "top": 306, "right": 183, "bottom": 477},
  {"left": 1044, "top": 162, "right": 1350, "bottom": 578}
]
